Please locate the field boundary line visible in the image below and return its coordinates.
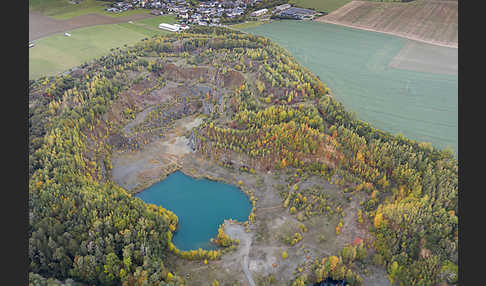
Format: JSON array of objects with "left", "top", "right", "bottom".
[{"left": 315, "top": 18, "right": 457, "bottom": 49}]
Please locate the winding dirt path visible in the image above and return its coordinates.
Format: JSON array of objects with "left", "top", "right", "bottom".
[
  {"left": 29, "top": 11, "right": 155, "bottom": 41},
  {"left": 225, "top": 223, "right": 256, "bottom": 286},
  {"left": 243, "top": 255, "right": 256, "bottom": 286}
]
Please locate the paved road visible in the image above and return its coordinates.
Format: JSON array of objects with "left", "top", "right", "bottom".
[{"left": 29, "top": 11, "right": 155, "bottom": 41}]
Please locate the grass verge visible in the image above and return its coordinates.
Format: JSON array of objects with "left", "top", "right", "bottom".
[
  {"left": 230, "top": 21, "right": 266, "bottom": 29},
  {"left": 288, "top": 0, "right": 353, "bottom": 12}
]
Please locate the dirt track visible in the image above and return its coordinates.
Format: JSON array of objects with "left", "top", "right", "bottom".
[
  {"left": 316, "top": 0, "right": 458, "bottom": 48},
  {"left": 29, "top": 11, "right": 154, "bottom": 41},
  {"left": 224, "top": 223, "right": 256, "bottom": 286}
]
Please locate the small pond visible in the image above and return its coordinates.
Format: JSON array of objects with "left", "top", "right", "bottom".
[
  {"left": 135, "top": 171, "right": 252, "bottom": 251},
  {"left": 313, "top": 277, "right": 348, "bottom": 286}
]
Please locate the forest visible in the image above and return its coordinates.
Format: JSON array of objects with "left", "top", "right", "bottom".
[{"left": 29, "top": 26, "right": 457, "bottom": 286}]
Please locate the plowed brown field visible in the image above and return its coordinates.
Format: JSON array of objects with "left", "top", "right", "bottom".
[
  {"left": 29, "top": 11, "right": 154, "bottom": 41},
  {"left": 316, "top": 0, "right": 458, "bottom": 48}
]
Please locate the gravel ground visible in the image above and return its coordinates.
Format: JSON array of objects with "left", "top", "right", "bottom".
[
  {"left": 225, "top": 223, "right": 256, "bottom": 286},
  {"left": 111, "top": 115, "right": 202, "bottom": 192}
]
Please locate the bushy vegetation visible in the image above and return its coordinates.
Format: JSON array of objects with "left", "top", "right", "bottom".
[
  {"left": 187, "top": 27, "right": 457, "bottom": 286},
  {"left": 282, "top": 183, "right": 342, "bottom": 221},
  {"left": 29, "top": 26, "right": 457, "bottom": 286},
  {"left": 29, "top": 43, "right": 186, "bottom": 286},
  {"left": 290, "top": 241, "right": 369, "bottom": 285}
]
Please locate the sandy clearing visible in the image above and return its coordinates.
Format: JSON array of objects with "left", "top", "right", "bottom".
[
  {"left": 316, "top": 0, "right": 458, "bottom": 49},
  {"left": 160, "top": 136, "right": 192, "bottom": 156},
  {"left": 111, "top": 115, "right": 203, "bottom": 192}
]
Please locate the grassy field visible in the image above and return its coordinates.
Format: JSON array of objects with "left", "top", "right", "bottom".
[
  {"left": 288, "top": 0, "right": 353, "bottom": 12},
  {"left": 29, "top": 15, "right": 177, "bottom": 80},
  {"left": 134, "top": 15, "right": 178, "bottom": 29},
  {"left": 53, "top": 6, "right": 150, "bottom": 20},
  {"left": 29, "top": 0, "right": 149, "bottom": 19},
  {"left": 244, "top": 21, "right": 458, "bottom": 154},
  {"left": 230, "top": 21, "right": 266, "bottom": 29}
]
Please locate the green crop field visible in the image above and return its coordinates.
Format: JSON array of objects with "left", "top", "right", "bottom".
[
  {"left": 52, "top": 6, "right": 150, "bottom": 20},
  {"left": 29, "top": 0, "right": 149, "bottom": 20},
  {"left": 244, "top": 20, "right": 458, "bottom": 154},
  {"left": 288, "top": 0, "right": 353, "bottom": 12},
  {"left": 29, "top": 17, "right": 177, "bottom": 80},
  {"left": 30, "top": 0, "right": 108, "bottom": 17},
  {"left": 134, "top": 15, "right": 179, "bottom": 29},
  {"left": 230, "top": 21, "right": 266, "bottom": 29}
]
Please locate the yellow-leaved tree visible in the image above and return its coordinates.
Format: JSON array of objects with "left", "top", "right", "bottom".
[{"left": 374, "top": 212, "right": 384, "bottom": 229}]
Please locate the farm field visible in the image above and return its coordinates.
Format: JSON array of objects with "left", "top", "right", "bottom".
[
  {"left": 389, "top": 39, "right": 458, "bottom": 75},
  {"left": 229, "top": 20, "right": 266, "bottom": 29},
  {"left": 29, "top": 10, "right": 156, "bottom": 41},
  {"left": 289, "top": 0, "right": 353, "bottom": 13},
  {"left": 29, "top": 0, "right": 149, "bottom": 20},
  {"left": 316, "top": 0, "right": 458, "bottom": 47},
  {"left": 29, "top": 17, "right": 176, "bottom": 80},
  {"left": 53, "top": 6, "right": 150, "bottom": 20},
  {"left": 133, "top": 15, "right": 178, "bottom": 30},
  {"left": 243, "top": 20, "right": 458, "bottom": 154}
]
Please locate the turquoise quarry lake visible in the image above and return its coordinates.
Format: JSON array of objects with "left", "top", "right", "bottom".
[
  {"left": 244, "top": 21, "right": 458, "bottom": 155},
  {"left": 135, "top": 171, "right": 252, "bottom": 251}
]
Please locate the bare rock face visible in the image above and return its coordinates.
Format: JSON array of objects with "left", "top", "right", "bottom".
[
  {"left": 188, "top": 130, "right": 197, "bottom": 151},
  {"left": 202, "top": 100, "right": 213, "bottom": 115}
]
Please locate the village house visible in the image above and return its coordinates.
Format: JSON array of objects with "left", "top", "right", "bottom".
[
  {"left": 178, "top": 12, "right": 189, "bottom": 19},
  {"left": 279, "top": 7, "right": 316, "bottom": 19},
  {"left": 116, "top": 0, "right": 258, "bottom": 27},
  {"left": 250, "top": 8, "right": 267, "bottom": 17},
  {"left": 274, "top": 3, "right": 291, "bottom": 12}
]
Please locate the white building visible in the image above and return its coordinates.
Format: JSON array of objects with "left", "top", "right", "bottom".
[
  {"left": 275, "top": 4, "right": 291, "bottom": 11},
  {"left": 158, "top": 23, "right": 181, "bottom": 32},
  {"left": 250, "top": 8, "right": 267, "bottom": 17}
]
